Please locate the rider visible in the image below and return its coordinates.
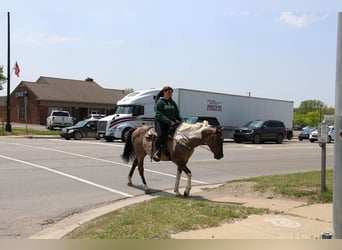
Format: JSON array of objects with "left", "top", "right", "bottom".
[{"left": 153, "top": 86, "right": 182, "bottom": 161}]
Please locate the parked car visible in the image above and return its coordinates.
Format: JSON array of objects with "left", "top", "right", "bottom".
[
  {"left": 59, "top": 119, "right": 98, "bottom": 140},
  {"left": 309, "top": 126, "right": 335, "bottom": 143},
  {"left": 183, "top": 116, "right": 221, "bottom": 127},
  {"left": 46, "top": 110, "right": 73, "bottom": 130},
  {"left": 286, "top": 128, "right": 293, "bottom": 140},
  {"left": 298, "top": 127, "right": 316, "bottom": 141},
  {"left": 293, "top": 125, "right": 303, "bottom": 130},
  {"left": 87, "top": 113, "right": 106, "bottom": 120},
  {"left": 329, "top": 126, "right": 335, "bottom": 142},
  {"left": 233, "top": 120, "right": 286, "bottom": 144}
]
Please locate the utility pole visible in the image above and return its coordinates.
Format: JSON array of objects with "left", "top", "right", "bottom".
[
  {"left": 334, "top": 12, "right": 342, "bottom": 239},
  {"left": 5, "top": 12, "right": 12, "bottom": 132}
]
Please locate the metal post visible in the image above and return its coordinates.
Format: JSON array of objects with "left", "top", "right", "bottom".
[
  {"left": 333, "top": 12, "right": 342, "bottom": 239},
  {"left": 5, "top": 12, "right": 12, "bottom": 132},
  {"left": 321, "top": 142, "right": 326, "bottom": 192}
]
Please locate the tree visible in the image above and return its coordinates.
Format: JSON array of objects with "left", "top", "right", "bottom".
[
  {"left": 123, "top": 88, "right": 134, "bottom": 95},
  {"left": 294, "top": 100, "right": 334, "bottom": 127},
  {"left": 296, "top": 100, "right": 326, "bottom": 114},
  {"left": 0, "top": 65, "right": 7, "bottom": 90}
]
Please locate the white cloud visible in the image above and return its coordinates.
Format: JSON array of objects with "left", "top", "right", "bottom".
[
  {"left": 22, "top": 33, "right": 79, "bottom": 45},
  {"left": 277, "top": 12, "right": 329, "bottom": 28}
]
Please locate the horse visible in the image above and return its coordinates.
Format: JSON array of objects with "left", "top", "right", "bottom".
[{"left": 121, "top": 121, "right": 224, "bottom": 197}]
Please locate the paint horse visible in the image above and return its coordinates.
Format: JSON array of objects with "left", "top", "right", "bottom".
[{"left": 121, "top": 121, "right": 224, "bottom": 197}]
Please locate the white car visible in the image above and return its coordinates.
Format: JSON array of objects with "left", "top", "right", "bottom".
[{"left": 309, "top": 126, "right": 335, "bottom": 143}]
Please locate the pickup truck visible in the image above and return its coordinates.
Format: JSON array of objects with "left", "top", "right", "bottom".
[{"left": 46, "top": 110, "right": 73, "bottom": 130}]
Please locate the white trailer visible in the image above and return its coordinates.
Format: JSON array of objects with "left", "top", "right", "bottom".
[
  {"left": 98, "top": 88, "right": 293, "bottom": 141},
  {"left": 172, "top": 88, "right": 294, "bottom": 139}
]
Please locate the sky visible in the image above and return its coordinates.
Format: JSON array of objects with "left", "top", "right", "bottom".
[{"left": 0, "top": 0, "right": 341, "bottom": 107}]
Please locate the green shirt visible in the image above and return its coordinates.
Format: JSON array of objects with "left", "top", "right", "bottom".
[{"left": 155, "top": 98, "right": 181, "bottom": 125}]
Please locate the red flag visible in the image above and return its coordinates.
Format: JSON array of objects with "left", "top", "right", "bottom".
[{"left": 14, "top": 62, "right": 20, "bottom": 77}]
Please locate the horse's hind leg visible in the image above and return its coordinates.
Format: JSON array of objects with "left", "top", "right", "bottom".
[
  {"left": 137, "top": 159, "right": 150, "bottom": 193},
  {"left": 127, "top": 158, "right": 138, "bottom": 186}
]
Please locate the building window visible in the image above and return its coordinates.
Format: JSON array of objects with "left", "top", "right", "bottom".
[{"left": 18, "top": 106, "right": 26, "bottom": 120}]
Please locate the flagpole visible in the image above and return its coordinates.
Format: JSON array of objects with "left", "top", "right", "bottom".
[{"left": 5, "top": 12, "right": 12, "bottom": 132}]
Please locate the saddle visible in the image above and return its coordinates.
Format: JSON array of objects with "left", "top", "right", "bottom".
[
  {"left": 145, "top": 127, "right": 158, "bottom": 140},
  {"left": 144, "top": 125, "right": 179, "bottom": 161},
  {"left": 144, "top": 125, "right": 178, "bottom": 140}
]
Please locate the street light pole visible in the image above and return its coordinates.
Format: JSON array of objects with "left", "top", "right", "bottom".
[
  {"left": 334, "top": 12, "right": 342, "bottom": 239},
  {"left": 5, "top": 12, "right": 12, "bottom": 132}
]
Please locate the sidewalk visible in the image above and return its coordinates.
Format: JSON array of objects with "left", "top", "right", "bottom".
[
  {"left": 30, "top": 185, "right": 333, "bottom": 239},
  {"left": 172, "top": 195, "right": 332, "bottom": 239}
]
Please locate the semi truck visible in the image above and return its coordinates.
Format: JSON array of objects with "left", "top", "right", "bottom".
[{"left": 97, "top": 88, "right": 294, "bottom": 141}]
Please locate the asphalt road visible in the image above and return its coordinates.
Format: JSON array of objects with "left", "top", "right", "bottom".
[{"left": 0, "top": 137, "right": 334, "bottom": 238}]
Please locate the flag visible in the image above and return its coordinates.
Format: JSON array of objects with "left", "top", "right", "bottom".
[{"left": 14, "top": 62, "right": 20, "bottom": 77}]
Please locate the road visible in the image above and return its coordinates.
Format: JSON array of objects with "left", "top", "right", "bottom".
[{"left": 0, "top": 137, "right": 334, "bottom": 238}]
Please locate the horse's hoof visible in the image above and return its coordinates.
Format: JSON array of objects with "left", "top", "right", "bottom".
[
  {"left": 127, "top": 182, "right": 133, "bottom": 186},
  {"left": 145, "top": 189, "right": 151, "bottom": 194},
  {"left": 183, "top": 192, "right": 189, "bottom": 197}
]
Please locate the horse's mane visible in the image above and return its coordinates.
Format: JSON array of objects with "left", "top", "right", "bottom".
[{"left": 175, "top": 121, "right": 211, "bottom": 140}]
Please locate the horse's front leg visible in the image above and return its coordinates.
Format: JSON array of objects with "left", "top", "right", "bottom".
[
  {"left": 182, "top": 165, "right": 192, "bottom": 197},
  {"left": 174, "top": 165, "right": 192, "bottom": 197},
  {"left": 174, "top": 167, "right": 182, "bottom": 196}
]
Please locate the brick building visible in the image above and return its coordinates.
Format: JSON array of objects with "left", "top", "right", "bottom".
[{"left": 0, "top": 76, "right": 126, "bottom": 125}]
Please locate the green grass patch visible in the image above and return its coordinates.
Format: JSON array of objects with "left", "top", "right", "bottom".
[
  {"left": 230, "top": 169, "right": 333, "bottom": 203},
  {"left": 1, "top": 126, "right": 60, "bottom": 136},
  {"left": 64, "top": 196, "right": 267, "bottom": 239}
]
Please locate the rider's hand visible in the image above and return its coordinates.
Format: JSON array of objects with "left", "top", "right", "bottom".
[{"left": 170, "top": 121, "right": 176, "bottom": 126}]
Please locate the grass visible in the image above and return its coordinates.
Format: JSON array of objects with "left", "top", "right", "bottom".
[
  {"left": 64, "top": 169, "right": 333, "bottom": 239},
  {"left": 0, "top": 126, "right": 60, "bottom": 136},
  {"left": 236, "top": 169, "right": 333, "bottom": 203},
  {"left": 64, "top": 196, "right": 267, "bottom": 239}
]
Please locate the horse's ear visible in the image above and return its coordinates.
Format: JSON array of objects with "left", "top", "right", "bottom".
[{"left": 216, "top": 126, "right": 224, "bottom": 132}]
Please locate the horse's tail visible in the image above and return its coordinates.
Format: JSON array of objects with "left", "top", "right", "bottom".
[{"left": 121, "top": 127, "right": 137, "bottom": 163}]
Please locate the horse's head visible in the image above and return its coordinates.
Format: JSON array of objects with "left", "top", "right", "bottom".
[{"left": 205, "top": 126, "right": 224, "bottom": 160}]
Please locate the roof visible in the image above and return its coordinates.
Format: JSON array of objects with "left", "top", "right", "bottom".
[{"left": 17, "top": 76, "right": 125, "bottom": 105}]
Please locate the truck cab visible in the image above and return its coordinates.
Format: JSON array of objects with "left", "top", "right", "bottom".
[{"left": 96, "top": 89, "right": 158, "bottom": 142}]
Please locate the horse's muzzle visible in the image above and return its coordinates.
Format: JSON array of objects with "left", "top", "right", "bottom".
[{"left": 214, "top": 153, "right": 224, "bottom": 160}]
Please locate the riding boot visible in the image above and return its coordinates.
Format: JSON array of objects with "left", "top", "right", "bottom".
[{"left": 152, "top": 148, "right": 161, "bottom": 162}]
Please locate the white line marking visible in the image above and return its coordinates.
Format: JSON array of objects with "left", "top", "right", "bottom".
[
  {"left": 48, "top": 139, "right": 124, "bottom": 147},
  {"left": 2, "top": 141, "right": 208, "bottom": 184},
  {"left": 0, "top": 154, "right": 133, "bottom": 197}
]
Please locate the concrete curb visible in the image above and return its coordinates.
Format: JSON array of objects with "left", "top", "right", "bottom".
[{"left": 29, "top": 184, "right": 221, "bottom": 239}]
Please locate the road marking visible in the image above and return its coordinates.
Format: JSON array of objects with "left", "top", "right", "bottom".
[
  {"left": 243, "top": 145, "right": 263, "bottom": 149},
  {"left": 48, "top": 139, "right": 124, "bottom": 147},
  {"left": 265, "top": 217, "right": 301, "bottom": 228},
  {"left": 1, "top": 141, "right": 208, "bottom": 184},
  {"left": 0, "top": 154, "right": 133, "bottom": 197}
]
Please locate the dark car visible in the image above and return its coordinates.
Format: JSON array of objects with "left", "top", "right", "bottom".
[
  {"left": 183, "top": 116, "right": 220, "bottom": 127},
  {"left": 293, "top": 125, "right": 302, "bottom": 131},
  {"left": 233, "top": 120, "right": 286, "bottom": 144},
  {"left": 298, "top": 127, "right": 316, "bottom": 141},
  {"left": 59, "top": 119, "right": 98, "bottom": 140}
]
